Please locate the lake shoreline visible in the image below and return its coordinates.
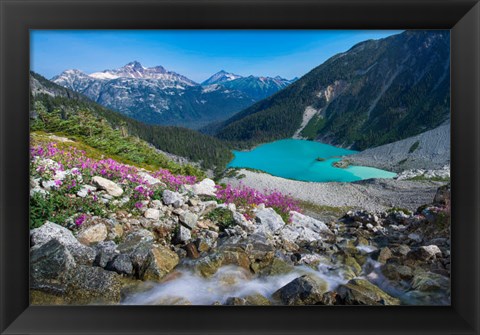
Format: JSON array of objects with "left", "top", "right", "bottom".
[
  {"left": 228, "top": 139, "right": 396, "bottom": 182},
  {"left": 220, "top": 169, "right": 446, "bottom": 212}
]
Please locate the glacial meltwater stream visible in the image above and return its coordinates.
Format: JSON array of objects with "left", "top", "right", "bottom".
[{"left": 227, "top": 139, "right": 396, "bottom": 182}]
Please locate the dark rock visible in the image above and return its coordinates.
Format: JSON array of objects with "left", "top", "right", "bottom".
[
  {"left": 94, "top": 241, "right": 119, "bottom": 268},
  {"left": 106, "top": 254, "right": 134, "bottom": 276},
  {"left": 66, "top": 265, "right": 127, "bottom": 304},
  {"left": 224, "top": 297, "right": 247, "bottom": 305},
  {"left": 272, "top": 275, "right": 328, "bottom": 305},
  {"left": 30, "top": 239, "right": 76, "bottom": 295},
  {"left": 336, "top": 278, "right": 400, "bottom": 305},
  {"left": 185, "top": 242, "right": 200, "bottom": 259},
  {"left": 30, "top": 221, "right": 96, "bottom": 265}
]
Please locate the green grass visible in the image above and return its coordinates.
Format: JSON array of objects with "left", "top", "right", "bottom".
[
  {"left": 297, "top": 200, "right": 351, "bottom": 217},
  {"left": 31, "top": 106, "right": 206, "bottom": 178},
  {"left": 408, "top": 141, "right": 420, "bottom": 153}
]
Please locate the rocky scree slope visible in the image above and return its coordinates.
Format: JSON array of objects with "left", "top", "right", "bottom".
[{"left": 342, "top": 122, "right": 450, "bottom": 172}]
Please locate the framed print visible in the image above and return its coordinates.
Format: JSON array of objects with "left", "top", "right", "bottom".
[{"left": 1, "top": 0, "right": 479, "bottom": 334}]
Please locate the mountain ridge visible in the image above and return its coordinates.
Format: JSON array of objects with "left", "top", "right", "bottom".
[
  {"left": 50, "top": 62, "right": 294, "bottom": 128},
  {"left": 214, "top": 30, "right": 450, "bottom": 151}
]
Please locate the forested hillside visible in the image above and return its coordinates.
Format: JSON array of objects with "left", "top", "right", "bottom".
[
  {"left": 31, "top": 72, "right": 233, "bottom": 173},
  {"left": 215, "top": 31, "right": 450, "bottom": 150}
]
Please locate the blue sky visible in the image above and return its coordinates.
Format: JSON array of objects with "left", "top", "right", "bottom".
[{"left": 31, "top": 30, "right": 402, "bottom": 82}]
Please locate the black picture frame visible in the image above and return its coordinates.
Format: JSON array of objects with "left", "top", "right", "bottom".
[{"left": 1, "top": 0, "right": 479, "bottom": 334}]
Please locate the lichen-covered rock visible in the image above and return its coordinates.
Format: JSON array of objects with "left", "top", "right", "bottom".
[
  {"left": 92, "top": 176, "right": 123, "bottom": 197},
  {"left": 162, "top": 190, "right": 183, "bottom": 208},
  {"left": 255, "top": 208, "right": 285, "bottom": 235},
  {"left": 272, "top": 275, "right": 328, "bottom": 305},
  {"left": 144, "top": 208, "right": 161, "bottom": 220},
  {"left": 142, "top": 245, "right": 180, "bottom": 281},
  {"left": 106, "top": 254, "right": 134, "bottom": 276},
  {"left": 30, "top": 239, "right": 76, "bottom": 295},
  {"left": 66, "top": 265, "right": 127, "bottom": 304},
  {"left": 288, "top": 211, "right": 335, "bottom": 243},
  {"left": 336, "top": 279, "right": 400, "bottom": 305},
  {"left": 76, "top": 223, "right": 108, "bottom": 246},
  {"left": 179, "top": 211, "right": 198, "bottom": 229},
  {"left": 94, "top": 241, "right": 119, "bottom": 268},
  {"left": 30, "top": 222, "right": 96, "bottom": 265},
  {"left": 411, "top": 271, "right": 450, "bottom": 292},
  {"left": 408, "top": 245, "right": 442, "bottom": 261}
]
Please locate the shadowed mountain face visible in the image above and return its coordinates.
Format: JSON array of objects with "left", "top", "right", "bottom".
[
  {"left": 51, "top": 63, "right": 293, "bottom": 129},
  {"left": 214, "top": 31, "right": 450, "bottom": 150}
]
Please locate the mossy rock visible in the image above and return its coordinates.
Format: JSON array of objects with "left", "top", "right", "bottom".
[
  {"left": 244, "top": 293, "right": 271, "bottom": 305},
  {"left": 336, "top": 278, "right": 400, "bottom": 305}
]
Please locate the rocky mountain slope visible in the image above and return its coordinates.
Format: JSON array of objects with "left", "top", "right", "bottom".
[
  {"left": 343, "top": 122, "right": 450, "bottom": 172},
  {"left": 214, "top": 31, "right": 450, "bottom": 150},
  {"left": 51, "top": 62, "right": 292, "bottom": 128}
]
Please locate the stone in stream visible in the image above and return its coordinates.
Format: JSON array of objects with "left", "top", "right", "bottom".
[
  {"left": 66, "top": 265, "right": 127, "bottom": 304},
  {"left": 336, "top": 278, "right": 400, "bottom": 305},
  {"left": 30, "top": 221, "right": 96, "bottom": 265},
  {"left": 408, "top": 245, "right": 442, "bottom": 261},
  {"left": 142, "top": 245, "right": 180, "bottom": 281},
  {"left": 411, "top": 271, "right": 450, "bottom": 292},
  {"left": 272, "top": 275, "right": 328, "bottom": 305},
  {"left": 92, "top": 176, "right": 123, "bottom": 197}
]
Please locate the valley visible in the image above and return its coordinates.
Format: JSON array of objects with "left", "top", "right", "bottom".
[{"left": 29, "top": 29, "right": 451, "bottom": 306}]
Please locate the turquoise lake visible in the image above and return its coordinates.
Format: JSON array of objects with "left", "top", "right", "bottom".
[{"left": 227, "top": 139, "right": 397, "bottom": 182}]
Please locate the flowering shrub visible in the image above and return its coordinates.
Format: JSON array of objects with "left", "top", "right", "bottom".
[
  {"left": 30, "top": 141, "right": 198, "bottom": 228},
  {"left": 152, "top": 169, "right": 197, "bottom": 191},
  {"left": 215, "top": 183, "right": 301, "bottom": 222}
]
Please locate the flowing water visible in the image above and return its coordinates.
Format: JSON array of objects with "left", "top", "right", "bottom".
[
  {"left": 123, "top": 263, "right": 349, "bottom": 305},
  {"left": 228, "top": 139, "right": 397, "bottom": 182}
]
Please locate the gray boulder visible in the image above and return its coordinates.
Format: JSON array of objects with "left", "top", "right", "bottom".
[
  {"left": 94, "top": 241, "right": 119, "bottom": 268},
  {"left": 30, "top": 222, "right": 96, "bottom": 265},
  {"left": 179, "top": 212, "right": 198, "bottom": 229},
  {"left": 30, "top": 239, "right": 76, "bottom": 294},
  {"left": 106, "top": 254, "right": 134, "bottom": 276},
  {"left": 162, "top": 190, "right": 184, "bottom": 208},
  {"left": 92, "top": 176, "right": 123, "bottom": 197},
  {"left": 255, "top": 208, "right": 285, "bottom": 236},
  {"left": 272, "top": 275, "right": 328, "bottom": 305}
]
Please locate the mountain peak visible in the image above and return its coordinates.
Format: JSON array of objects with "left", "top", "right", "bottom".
[
  {"left": 124, "top": 61, "right": 144, "bottom": 70},
  {"left": 202, "top": 70, "right": 243, "bottom": 85}
]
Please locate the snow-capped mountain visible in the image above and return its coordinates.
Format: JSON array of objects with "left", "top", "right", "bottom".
[
  {"left": 202, "top": 70, "right": 295, "bottom": 100},
  {"left": 89, "top": 61, "right": 197, "bottom": 88},
  {"left": 50, "top": 62, "right": 293, "bottom": 128},
  {"left": 202, "top": 70, "right": 243, "bottom": 85}
]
